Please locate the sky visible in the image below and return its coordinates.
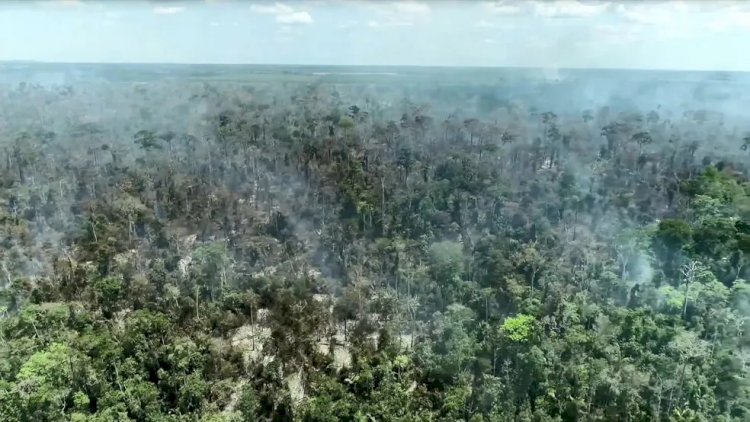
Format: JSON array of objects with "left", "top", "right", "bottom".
[{"left": 0, "top": 0, "right": 749, "bottom": 71}]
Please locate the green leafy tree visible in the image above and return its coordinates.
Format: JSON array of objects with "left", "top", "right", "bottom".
[{"left": 500, "top": 313, "right": 536, "bottom": 343}]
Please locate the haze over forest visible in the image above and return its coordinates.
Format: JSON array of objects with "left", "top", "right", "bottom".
[{"left": 1, "top": 1, "right": 750, "bottom": 421}]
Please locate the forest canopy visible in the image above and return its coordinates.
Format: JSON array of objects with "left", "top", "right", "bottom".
[{"left": 0, "top": 65, "right": 749, "bottom": 421}]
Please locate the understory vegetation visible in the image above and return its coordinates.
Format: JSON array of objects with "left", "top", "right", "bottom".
[{"left": 0, "top": 74, "right": 749, "bottom": 421}]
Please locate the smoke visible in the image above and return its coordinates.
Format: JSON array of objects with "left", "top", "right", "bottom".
[
  {"left": 1, "top": 63, "right": 749, "bottom": 305},
  {"left": 631, "top": 250, "right": 654, "bottom": 287}
]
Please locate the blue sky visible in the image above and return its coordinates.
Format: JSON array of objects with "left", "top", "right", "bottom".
[{"left": 0, "top": 0, "right": 749, "bottom": 71}]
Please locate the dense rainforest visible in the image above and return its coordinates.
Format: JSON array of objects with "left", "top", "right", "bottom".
[{"left": 0, "top": 70, "right": 749, "bottom": 421}]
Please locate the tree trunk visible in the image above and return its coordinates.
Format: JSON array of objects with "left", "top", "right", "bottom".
[
  {"left": 381, "top": 176, "right": 386, "bottom": 232},
  {"left": 682, "top": 280, "right": 690, "bottom": 320}
]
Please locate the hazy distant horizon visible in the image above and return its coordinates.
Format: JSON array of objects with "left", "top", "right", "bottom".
[{"left": 1, "top": 60, "right": 748, "bottom": 75}]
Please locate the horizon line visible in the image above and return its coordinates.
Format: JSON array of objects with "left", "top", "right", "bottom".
[{"left": 1, "top": 60, "right": 747, "bottom": 74}]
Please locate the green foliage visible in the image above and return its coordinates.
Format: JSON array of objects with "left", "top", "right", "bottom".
[
  {"left": 655, "top": 219, "right": 693, "bottom": 251},
  {"left": 659, "top": 285, "right": 686, "bottom": 311},
  {"left": 500, "top": 313, "right": 535, "bottom": 342},
  {"left": 683, "top": 166, "right": 748, "bottom": 205},
  {"left": 237, "top": 384, "right": 259, "bottom": 421},
  {"left": 17, "top": 342, "right": 75, "bottom": 420},
  {"left": 92, "top": 276, "right": 124, "bottom": 317}
]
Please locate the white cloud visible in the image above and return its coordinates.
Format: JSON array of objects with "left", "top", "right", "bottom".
[
  {"left": 533, "top": 0, "right": 609, "bottom": 18},
  {"left": 209, "top": 21, "right": 220, "bottom": 27},
  {"left": 483, "top": 0, "right": 606, "bottom": 18},
  {"left": 276, "top": 11, "right": 313, "bottom": 24},
  {"left": 35, "top": 0, "right": 82, "bottom": 7},
  {"left": 613, "top": 2, "right": 748, "bottom": 38},
  {"left": 484, "top": 1, "right": 522, "bottom": 15},
  {"left": 153, "top": 6, "right": 185, "bottom": 15},
  {"left": 614, "top": 1, "right": 736, "bottom": 28},
  {"left": 705, "top": 4, "right": 750, "bottom": 31},
  {"left": 250, "top": 3, "right": 294, "bottom": 15},
  {"left": 394, "top": 1, "right": 431, "bottom": 15},
  {"left": 366, "top": 1, "right": 430, "bottom": 29},
  {"left": 250, "top": 2, "right": 313, "bottom": 25},
  {"left": 615, "top": 2, "right": 675, "bottom": 25}
]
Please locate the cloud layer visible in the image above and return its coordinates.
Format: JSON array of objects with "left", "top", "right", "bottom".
[
  {"left": 251, "top": 2, "right": 313, "bottom": 25},
  {"left": 153, "top": 6, "right": 184, "bottom": 15}
]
